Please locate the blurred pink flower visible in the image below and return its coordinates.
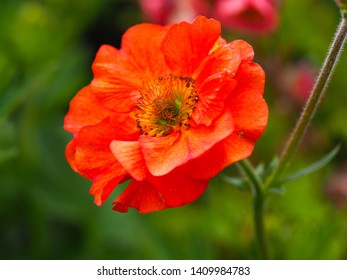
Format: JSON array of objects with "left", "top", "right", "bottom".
[
  {"left": 214, "top": 0, "right": 279, "bottom": 34},
  {"left": 139, "top": 0, "right": 279, "bottom": 34},
  {"left": 139, "top": 0, "right": 199, "bottom": 24},
  {"left": 284, "top": 62, "right": 317, "bottom": 104},
  {"left": 291, "top": 63, "right": 316, "bottom": 103},
  {"left": 139, "top": 0, "right": 175, "bottom": 24}
]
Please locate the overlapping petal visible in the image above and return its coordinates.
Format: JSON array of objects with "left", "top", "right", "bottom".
[
  {"left": 91, "top": 24, "right": 169, "bottom": 113},
  {"left": 140, "top": 110, "right": 234, "bottom": 176},
  {"left": 64, "top": 86, "right": 114, "bottom": 134},
  {"left": 121, "top": 23, "right": 169, "bottom": 76},
  {"left": 193, "top": 74, "right": 237, "bottom": 126},
  {"left": 227, "top": 61, "right": 267, "bottom": 141},
  {"left": 70, "top": 114, "right": 139, "bottom": 206},
  {"left": 162, "top": 16, "right": 221, "bottom": 76},
  {"left": 185, "top": 133, "right": 255, "bottom": 179},
  {"left": 113, "top": 167, "right": 209, "bottom": 213},
  {"left": 91, "top": 45, "right": 140, "bottom": 113},
  {"left": 110, "top": 140, "right": 148, "bottom": 181},
  {"left": 65, "top": 139, "right": 78, "bottom": 173},
  {"left": 229, "top": 39, "right": 254, "bottom": 61},
  {"left": 112, "top": 180, "right": 168, "bottom": 213},
  {"left": 150, "top": 167, "right": 209, "bottom": 207},
  {"left": 72, "top": 119, "right": 127, "bottom": 205}
]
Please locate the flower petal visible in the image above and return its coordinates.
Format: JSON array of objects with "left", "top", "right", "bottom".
[
  {"left": 193, "top": 41, "right": 256, "bottom": 126},
  {"left": 228, "top": 61, "right": 267, "bottom": 142},
  {"left": 73, "top": 115, "right": 139, "bottom": 205},
  {"left": 112, "top": 180, "right": 168, "bottom": 213},
  {"left": 110, "top": 140, "right": 148, "bottom": 181},
  {"left": 233, "top": 60, "right": 265, "bottom": 95},
  {"left": 65, "top": 139, "right": 78, "bottom": 173},
  {"left": 186, "top": 60, "right": 267, "bottom": 179},
  {"left": 91, "top": 24, "right": 169, "bottom": 113},
  {"left": 195, "top": 43, "right": 241, "bottom": 87},
  {"left": 91, "top": 45, "right": 140, "bottom": 112},
  {"left": 113, "top": 167, "right": 209, "bottom": 213},
  {"left": 90, "top": 173, "right": 127, "bottom": 206},
  {"left": 139, "top": 132, "right": 188, "bottom": 177},
  {"left": 162, "top": 16, "right": 221, "bottom": 76},
  {"left": 150, "top": 167, "right": 209, "bottom": 208},
  {"left": 193, "top": 74, "right": 237, "bottom": 126},
  {"left": 229, "top": 40, "right": 255, "bottom": 61},
  {"left": 185, "top": 133, "right": 255, "bottom": 179},
  {"left": 140, "top": 110, "right": 234, "bottom": 176},
  {"left": 121, "top": 23, "right": 169, "bottom": 76},
  {"left": 64, "top": 86, "right": 114, "bottom": 134}
]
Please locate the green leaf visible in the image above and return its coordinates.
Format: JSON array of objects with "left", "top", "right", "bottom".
[
  {"left": 221, "top": 175, "right": 249, "bottom": 191},
  {"left": 255, "top": 163, "right": 265, "bottom": 179},
  {"left": 267, "top": 156, "right": 279, "bottom": 176},
  {"left": 267, "top": 185, "right": 286, "bottom": 195},
  {"left": 280, "top": 145, "right": 340, "bottom": 184}
]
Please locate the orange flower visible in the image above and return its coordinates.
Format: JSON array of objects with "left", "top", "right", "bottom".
[{"left": 64, "top": 16, "right": 268, "bottom": 213}]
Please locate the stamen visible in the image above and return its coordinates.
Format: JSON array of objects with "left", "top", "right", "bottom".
[{"left": 134, "top": 75, "right": 198, "bottom": 137}]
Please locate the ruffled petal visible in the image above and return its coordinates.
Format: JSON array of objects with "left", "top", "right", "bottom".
[
  {"left": 112, "top": 180, "right": 168, "bottom": 213},
  {"left": 162, "top": 16, "right": 221, "bottom": 76},
  {"left": 195, "top": 43, "right": 241, "bottom": 87},
  {"left": 90, "top": 173, "right": 127, "bottom": 206},
  {"left": 75, "top": 115, "right": 138, "bottom": 179},
  {"left": 233, "top": 60, "right": 265, "bottom": 95},
  {"left": 110, "top": 140, "right": 148, "bottom": 181},
  {"left": 150, "top": 166, "right": 209, "bottom": 208},
  {"left": 193, "top": 41, "right": 255, "bottom": 126},
  {"left": 140, "top": 110, "right": 234, "bottom": 176},
  {"left": 193, "top": 74, "right": 237, "bottom": 126},
  {"left": 74, "top": 115, "right": 139, "bottom": 205},
  {"left": 91, "top": 24, "right": 169, "bottom": 113},
  {"left": 230, "top": 40, "right": 254, "bottom": 61},
  {"left": 113, "top": 167, "right": 209, "bottom": 213},
  {"left": 64, "top": 86, "right": 114, "bottom": 134},
  {"left": 121, "top": 23, "right": 169, "bottom": 77},
  {"left": 139, "top": 132, "right": 187, "bottom": 177},
  {"left": 91, "top": 45, "right": 140, "bottom": 112},
  {"left": 227, "top": 61, "right": 267, "bottom": 142},
  {"left": 65, "top": 139, "right": 78, "bottom": 173},
  {"left": 185, "top": 133, "right": 255, "bottom": 179},
  {"left": 186, "top": 60, "right": 267, "bottom": 179}
]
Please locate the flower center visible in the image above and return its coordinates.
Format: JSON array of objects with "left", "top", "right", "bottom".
[{"left": 135, "top": 75, "right": 198, "bottom": 137}]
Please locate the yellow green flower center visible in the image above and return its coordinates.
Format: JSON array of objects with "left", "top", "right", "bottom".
[{"left": 135, "top": 75, "right": 198, "bottom": 137}]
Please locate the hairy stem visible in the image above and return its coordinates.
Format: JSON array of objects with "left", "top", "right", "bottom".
[{"left": 265, "top": 18, "right": 347, "bottom": 190}]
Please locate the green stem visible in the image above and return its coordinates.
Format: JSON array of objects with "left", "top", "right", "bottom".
[
  {"left": 237, "top": 159, "right": 269, "bottom": 259},
  {"left": 265, "top": 18, "right": 347, "bottom": 190}
]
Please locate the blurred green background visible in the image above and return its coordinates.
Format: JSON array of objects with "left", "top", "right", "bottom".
[{"left": 1, "top": 0, "right": 347, "bottom": 260}]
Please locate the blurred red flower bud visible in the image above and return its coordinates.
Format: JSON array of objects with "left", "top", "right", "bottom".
[
  {"left": 139, "top": 0, "right": 279, "bottom": 34},
  {"left": 214, "top": 0, "right": 279, "bottom": 34}
]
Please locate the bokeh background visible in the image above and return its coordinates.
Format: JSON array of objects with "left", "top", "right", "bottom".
[{"left": 1, "top": 0, "right": 347, "bottom": 260}]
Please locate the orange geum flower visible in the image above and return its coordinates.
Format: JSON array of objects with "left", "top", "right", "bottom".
[{"left": 64, "top": 16, "right": 268, "bottom": 213}]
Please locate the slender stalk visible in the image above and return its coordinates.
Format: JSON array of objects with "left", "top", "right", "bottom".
[
  {"left": 264, "top": 18, "right": 347, "bottom": 190},
  {"left": 237, "top": 159, "right": 269, "bottom": 259}
]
